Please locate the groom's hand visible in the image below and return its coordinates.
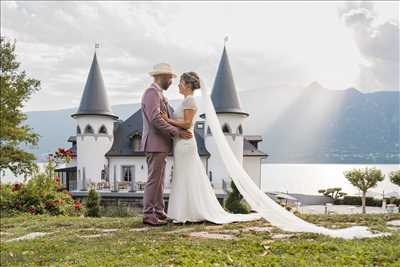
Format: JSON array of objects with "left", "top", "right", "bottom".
[
  {"left": 160, "top": 111, "right": 169, "bottom": 122},
  {"left": 179, "top": 130, "right": 192, "bottom": 139}
]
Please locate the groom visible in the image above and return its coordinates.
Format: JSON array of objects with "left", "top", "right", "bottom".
[{"left": 140, "top": 63, "right": 193, "bottom": 226}]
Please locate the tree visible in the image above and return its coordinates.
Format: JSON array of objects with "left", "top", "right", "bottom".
[
  {"left": 318, "top": 187, "right": 347, "bottom": 200},
  {"left": 389, "top": 170, "right": 400, "bottom": 187},
  {"left": 85, "top": 186, "right": 100, "bottom": 217},
  {"left": 343, "top": 167, "right": 385, "bottom": 214},
  {"left": 225, "top": 180, "right": 250, "bottom": 214},
  {"left": 0, "top": 37, "right": 41, "bottom": 176}
]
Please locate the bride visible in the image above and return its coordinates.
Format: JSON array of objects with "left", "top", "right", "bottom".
[{"left": 160, "top": 72, "right": 261, "bottom": 224}]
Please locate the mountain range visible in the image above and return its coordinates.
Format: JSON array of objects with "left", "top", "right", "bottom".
[{"left": 23, "top": 82, "right": 400, "bottom": 163}]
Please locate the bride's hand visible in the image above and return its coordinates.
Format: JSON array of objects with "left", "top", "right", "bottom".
[{"left": 160, "top": 111, "right": 169, "bottom": 122}]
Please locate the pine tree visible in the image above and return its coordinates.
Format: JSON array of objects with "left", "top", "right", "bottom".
[
  {"left": 224, "top": 180, "right": 250, "bottom": 214},
  {"left": 85, "top": 187, "right": 101, "bottom": 217}
]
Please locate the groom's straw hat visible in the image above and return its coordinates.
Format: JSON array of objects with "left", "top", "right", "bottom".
[{"left": 149, "top": 63, "right": 177, "bottom": 78}]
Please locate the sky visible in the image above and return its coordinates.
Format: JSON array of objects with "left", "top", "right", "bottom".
[{"left": 1, "top": 1, "right": 399, "bottom": 112}]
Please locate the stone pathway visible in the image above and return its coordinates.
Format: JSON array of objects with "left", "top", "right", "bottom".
[
  {"left": 164, "top": 227, "right": 196, "bottom": 234},
  {"left": 0, "top": 232, "right": 12, "bottom": 236},
  {"left": 129, "top": 227, "right": 150, "bottom": 232},
  {"left": 205, "top": 225, "right": 225, "bottom": 231},
  {"left": 5, "top": 232, "right": 50, "bottom": 243},
  {"left": 386, "top": 220, "right": 400, "bottom": 232},
  {"left": 79, "top": 228, "right": 119, "bottom": 232},
  {"left": 1, "top": 222, "right": 296, "bottom": 242},
  {"left": 188, "top": 228, "right": 291, "bottom": 241},
  {"left": 100, "top": 229, "right": 119, "bottom": 233},
  {"left": 386, "top": 220, "right": 400, "bottom": 226},
  {"left": 242, "top": 226, "right": 274, "bottom": 233},
  {"left": 218, "top": 229, "right": 241, "bottom": 234},
  {"left": 179, "top": 223, "right": 279, "bottom": 240},
  {"left": 189, "top": 231, "right": 236, "bottom": 240}
]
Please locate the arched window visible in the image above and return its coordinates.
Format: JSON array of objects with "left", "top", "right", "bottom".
[
  {"left": 207, "top": 127, "right": 212, "bottom": 135},
  {"left": 77, "top": 125, "right": 81, "bottom": 134},
  {"left": 99, "top": 125, "right": 107, "bottom": 134},
  {"left": 237, "top": 125, "right": 243, "bottom": 135},
  {"left": 84, "top": 124, "right": 94, "bottom": 134},
  {"left": 222, "top": 124, "right": 231, "bottom": 134}
]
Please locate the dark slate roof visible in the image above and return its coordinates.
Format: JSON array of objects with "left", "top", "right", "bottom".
[
  {"left": 71, "top": 53, "right": 118, "bottom": 119},
  {"left": 244, "top": 135, "right": 263, "bottom": 142},
  {"left": 66, "top": 136, "right": 77, "bottom": 156},
  {"left": 105, "top": 108, "right": 210, "bottom": 157},
  {"left": 243, "top": 138, "right": 268, "bottom": 157},
  {"left": 67, "top": 136, "right": 76, "bottom": 143},
  {"left": 208, "top": 46, "right": 248, "bottom": 116}
]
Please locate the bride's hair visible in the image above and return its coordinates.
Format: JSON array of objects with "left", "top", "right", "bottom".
[{"left": 180, "top": 72, "right": 201, "bottom": 90}]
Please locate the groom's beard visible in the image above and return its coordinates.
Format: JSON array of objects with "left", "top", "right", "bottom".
[{"left": 160, "top": 80, "right": 172, "bottom": 90}]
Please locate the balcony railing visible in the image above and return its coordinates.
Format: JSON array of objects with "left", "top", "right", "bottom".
[{"left": 72, "top": 179, "right": 222, "bottom": 193}]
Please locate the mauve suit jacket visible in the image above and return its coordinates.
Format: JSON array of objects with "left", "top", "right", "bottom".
[{"left": 140, "top": 83, "right": 181, "bottom": 153}]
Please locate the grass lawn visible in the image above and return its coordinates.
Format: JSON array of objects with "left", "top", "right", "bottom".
[{"left": 1, "top": 213, "right": 399, "bottom": 266}]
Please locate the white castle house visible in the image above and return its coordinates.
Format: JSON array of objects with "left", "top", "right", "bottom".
[{"left": 55, "top": 46, "right": 267, "bottom": 199}]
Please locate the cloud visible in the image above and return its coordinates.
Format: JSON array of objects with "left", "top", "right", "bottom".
[
  {"left": 338, "top": 1, "right": 399, "bottom": 91},
  {"left": 1, "top": 1, "right": 311, "bottom": 111},
  {"left": 1, "top": 2, "right": 197, "bottom": 109}
]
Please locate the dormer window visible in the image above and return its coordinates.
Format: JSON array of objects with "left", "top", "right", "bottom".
[
  {"left": 222, "top": 124, "right": 231, "bottom": 134},
  {"left": 84, "top": 124, "right": 94, "bottom": 134},
  {"left": 77, "top": 125, "right": 81, "bottom": 134},
  {"left": 130, "top": 132, "right": 142, "bottom": 152},
  {"left": 99, "top": 125, "right": 107, "bottom": 134}
]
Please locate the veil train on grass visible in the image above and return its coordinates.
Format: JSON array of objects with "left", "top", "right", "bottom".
[{"left": 199, "top": 79, "right": 388, "bottom": 239}]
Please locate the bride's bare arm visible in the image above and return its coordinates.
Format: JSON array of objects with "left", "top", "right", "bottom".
[{"left": 160, "top": 109, "right": 195, "bottom": 130}]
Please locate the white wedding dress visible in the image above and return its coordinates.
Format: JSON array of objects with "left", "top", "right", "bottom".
[{"left": 167, "top": 95, "right": 262, "bottom": 224}]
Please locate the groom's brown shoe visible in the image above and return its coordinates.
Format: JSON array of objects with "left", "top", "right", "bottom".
[
  {"left": 143, "top": 215, "right": 167, "bottom": 227},
  {"left": 155, "top": 211, "right": 168, "bottom": 221}
]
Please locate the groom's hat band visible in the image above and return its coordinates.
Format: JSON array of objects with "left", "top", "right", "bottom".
[{"left": 149, "top": 63, "right": 177, "bottom": 78}]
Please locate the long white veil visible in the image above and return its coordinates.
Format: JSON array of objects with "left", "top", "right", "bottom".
[{"left": 199, "top": 80, "right": 388, "bottom": 239}]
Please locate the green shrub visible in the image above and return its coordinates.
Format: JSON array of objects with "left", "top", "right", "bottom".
[
  {"left": 224, "top": 180, "right": 250, "bottom": 214},
  {"left": 85, "top": 187, "right": 100, "bottom": 217},
  {"left": 385, "top": 197, "right": 400, "bottom": 206},
  {"left": 335, "top": 196, "right": 400, "bottom": 209},
  {"left": 0, "top": 174, "right": 82, "bottom": 216},
  {"left": 0, "top": 183, "right": 15, "bottom": 211}
]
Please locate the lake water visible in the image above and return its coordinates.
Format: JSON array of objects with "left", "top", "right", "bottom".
[
  {"left": 261, "top": 163, "right": 400, "bottom": 196},
  {"left": 2, "top": 162, "right": 399, "bottom": 197}
]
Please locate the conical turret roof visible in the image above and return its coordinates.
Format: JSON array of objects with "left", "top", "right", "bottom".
[
  {"left": 210, "top": 46, "right": 248, "bottom": 116},
  {"left": 71, "top": 53, "right": 118, "bottom": 119}
]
